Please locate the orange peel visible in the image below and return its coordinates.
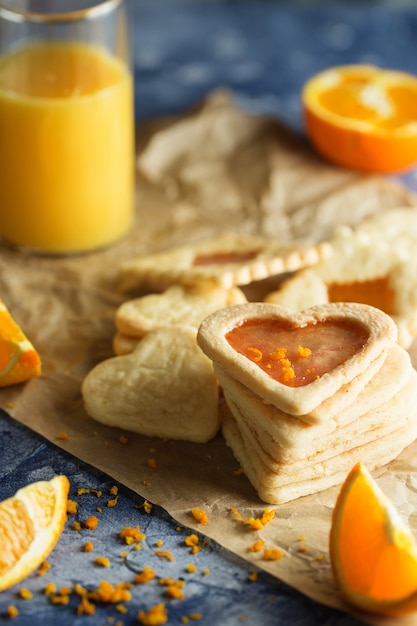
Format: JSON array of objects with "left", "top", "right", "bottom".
[
  {"left": 330, "top": 462, "right": 417, "bottom": 615},
  {"left": 303, "top": 64, "right": 417, "bottom": 173}
]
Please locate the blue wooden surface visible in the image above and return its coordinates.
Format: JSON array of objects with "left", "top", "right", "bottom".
[{"left": 2, "top": 1, "right": 417, "bottom": 623}]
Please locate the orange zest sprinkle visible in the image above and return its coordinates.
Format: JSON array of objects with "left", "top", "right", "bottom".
[
  {"left": 77, "top": 488, "right": 102, "bottom": 497},
  {"left": 147, "top": 458, "right": 157, "bottom": 469},
  {"left": 154, "top": 550, "right": 174, "bottom": 562},
  {"left": 135, "top": 565, "right": 156, "bottom": 585},
  {"left": 7, "top": 606, "right": 19, "bottom": 619},
  {"left": 184, "top": 534, "right": 199, "bottom": 547},
  {"left": 44, "top": 582, "right": 56, "bottom": 595},
  {"left": 263, "top": 548, "right": 284, "bottom": 561},
  {"left": 280, "top": 357, "right": 295, "bottom": 382},
  {"left": 119, "top": 525, "right": 145, "bottom": 544},
  {"left": 83, "top": 541, "right": 94, "bottom": 553},
  {"left": 58, "top": 432, "right": 69, "bottom": 440},
  {"left": 74, "top": 583, "right": 87, "bottom": 596},
  {"left": 248, "top": 540, "right": 265, "bottom": 553},
  {"left": 37, "top": 561, "right": 52, "bottom": 576},
  {"left": 230, "top": 507, "right": 243, "bottom": 521},
  {"left": 77, "top": 596, "right": 96, "bottom": 615},
  {"left": 67, "top": 499, "right": 78, "bottom": 515},
  {"left": 230, "top": 507, "right": 275, "bottom": 530},
  {"left": 191, "top": 507, "right": 208, "bottom": 525},
  {"left": 271, "top": 347, "right": 287, "bottom": 360},
  {"left": 165, "top": 584, "right": 185, "bottom": 600},
  {"left": 88, "top": 580, "right": 132, "bottom": 604},
  {"left": 186, "top": 563, "right": 197, "bottom": 573},
  {"left": 248, "top": 572, "right": 258, "bottom": 582},
  {"left": 137, "top": 602, "right": 168, "bottom": 626},
  {"left": 49, "top": 593, "right": 70, "bottom": 606},
  {"left": 159, "top": 577, "right": 184, "bottom": 587},
  {"left": 83, "top": 516, "right": 99, "bottom": 530},
  {"left": 19, "top": 588, "right": 33, "bottom": 600},
  {"left": 247, "top": 347, "right": 262, "bottom": 362},
  {"left": 298, "top": 345, "right": 312, "bottom": 358},
  {"left": 94, "top": 556, "right": 110, "bottom": 567},
  {"left": 107, "top": 496, "right": 119, "bottom": 508}
]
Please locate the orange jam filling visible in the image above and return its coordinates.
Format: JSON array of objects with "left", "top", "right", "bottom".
[
  {"left": 327, "top": 278, "right": 396, "bottom": 316},
  {"left": 192, "top": 250, "right": 259, "bottom": 266},
  {"left": 226, "top": 318, "right": 369, "bottom": 387}
]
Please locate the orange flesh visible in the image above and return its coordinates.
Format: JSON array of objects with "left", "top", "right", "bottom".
[
  {"left": 226, "top": 318, "right": 368, "bottom": 387},
  {"left": 328, "top": 278, "right": 396, "bottom": 316},
  {"left": 192, "top": 251, "right": 259, "bottom": 266},
  {"left": 318, "top": 81, "right": 417, "bottom": 129},
  {"left": 0, "top": 306, "right": 41, "bottom": 386},
  {"left": 0, "top": 338, "right": 17, "bottom": 372}
]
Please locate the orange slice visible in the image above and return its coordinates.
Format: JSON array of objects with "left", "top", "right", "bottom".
[
  {"left": 330, "top": 461, "right": 417, "bottom": 615},
  {"left": 0, "top": 475, "right": 69, "bottom": 591},
  {"left": 0, "top": 299, "right": 41, "bottom": 386},
  {"left": 302, "top": 64, "right": 417, "bottom": 173}
]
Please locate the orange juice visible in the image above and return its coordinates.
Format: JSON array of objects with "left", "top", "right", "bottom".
[{"left": 0, "top": 41, "right": 134, "bottom": 253}]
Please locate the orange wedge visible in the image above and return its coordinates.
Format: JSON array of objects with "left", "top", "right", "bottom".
[
  {"left": 330, "top": 462, "right": 417, "bottom": 616},
  {"left": 0, "top": 475, "right": 69, "bottom": 591},
  {"left": 302, "top": 64, "right": 417, "bottom": 173},
  {"left": 0, "top": 299, "right": 41, "bottom": 387}
]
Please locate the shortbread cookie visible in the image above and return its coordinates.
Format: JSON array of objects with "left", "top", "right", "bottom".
[
  {"left": 112, "top": 332, "right": 139, "bottom": 356},
  {"left": 119, "top": 233, "right": 332, "bottom": 291},
  {"left": 355, "top": 207, "right": 417, "bottom": 253},
  {"left": 265, "top": 209, "right": 417, "bottom": 348},
  {"left": 222, "top": 403, "right": 417, "bottom": 504},
  {"left": 82, "top": 325, "right": 219, "bottom": 442},
  {"left": 115, "top": 284, "right": 247, "bottom": 339},
  {"left": 214, "top": 344, "right": 387, "bottom": 425},
  {"left": 218, "top": 344, "right": 413, "bottom": 459},
  {"left": 198, "top": 300, "right": 417, "bottom": 504},
  {"left": 197, "top": 302, "right": 397, "bottom": 418},
  {"left": 227, "top": 375, "right": 417, "bottom": 482}
]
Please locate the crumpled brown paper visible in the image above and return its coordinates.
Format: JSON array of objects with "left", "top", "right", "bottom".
[{"left": 1, "top": 90, "right": 417, "bottom": 625}]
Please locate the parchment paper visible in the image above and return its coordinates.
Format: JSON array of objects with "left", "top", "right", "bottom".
[{"left": 2, "top": 91, "right": 417, "bottom": 625}]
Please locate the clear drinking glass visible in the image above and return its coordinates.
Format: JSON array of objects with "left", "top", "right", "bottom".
[{"left": 0, "top": 0, "right": 135, "bottom": 254}]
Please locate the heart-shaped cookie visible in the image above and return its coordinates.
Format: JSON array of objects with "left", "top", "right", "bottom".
[
  {"left": 197, "top": 302, "right": 397, "bottom": 419},
  {"left": 82, "top": 325, "right": 219, "bottom": 442}
]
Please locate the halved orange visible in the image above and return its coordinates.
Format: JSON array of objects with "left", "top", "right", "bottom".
[
  {"left": 302, "top": 64, "right": 417, "bottom": 173},
  {"left": 330, "top": 462, "right": 417, "bottom": 615},
  {"left": 0, "top": 299, "right": 41, "bottom": 387},
  {"left": 0, "top": 475, "right": 69, "bottom": 591}
]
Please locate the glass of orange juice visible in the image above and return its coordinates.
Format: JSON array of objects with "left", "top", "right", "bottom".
[{"left": 0, "top": 0, "right": 135, "bottom": 254}]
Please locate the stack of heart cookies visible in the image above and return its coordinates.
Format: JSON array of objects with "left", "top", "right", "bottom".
[{"left": 197, "top": 302, "right": 417, "bottom": 504}]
